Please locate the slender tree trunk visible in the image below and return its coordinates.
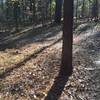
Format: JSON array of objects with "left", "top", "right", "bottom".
[
  {"left": 88, "top": 0, "right": 90, "bottom": 18},
  {"left": 54, "top": 0, "right": 63, "bottom": 24},
  {"left": 92, "top": 0, "right": 98, "bottom": 21},
  {"left": 21, "top": 0, "right": 25, "bottom": 22},
  {"left": 1, "top": 0, "right": 4, "bottom": 10},
  {"left": 75, "top": 0, "right": 78, "bottom": 22},
  {"left": 49, "top": 0, "right": 52, "bottom": 22},
  {"left": 32, "top": 0, "right": 36, "bottom": 23},
  {"left": 81, "top": 0, "right": 85, "bottom": 18},
  {"left": 13, "top": 1, "right": 20, "bottom": 31}
]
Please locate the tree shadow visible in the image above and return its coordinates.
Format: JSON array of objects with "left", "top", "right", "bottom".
[
  {"left": 44, "top": 73, "right": 71, "bottom": 100},
  {"left": 0, "top": 24, "right": 61, "bottom": 51}
]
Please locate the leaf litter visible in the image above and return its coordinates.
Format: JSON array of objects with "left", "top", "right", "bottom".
[{"left": 0, "top": 23, "right": 100, "bottom": 100}]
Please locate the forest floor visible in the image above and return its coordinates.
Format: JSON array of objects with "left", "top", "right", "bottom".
[{"left": 0, "top": 22, "right": 100, "bottom": 100}]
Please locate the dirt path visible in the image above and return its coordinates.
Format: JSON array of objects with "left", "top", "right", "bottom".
[{"left": 71, "top": 23, "right": 100, "bottom": 100}]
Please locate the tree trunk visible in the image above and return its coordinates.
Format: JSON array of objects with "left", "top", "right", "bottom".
[
  {"left": 88, "top": 0, "right": 91, "bottom": 18},
  {"left": 75, "top": 0, "right": 79, "bottom": 22},
  {"left": 44, "top": 1, "right": 73, "bottom": 99},
  {"left": 92, "top": 0, "right": 98, "bottom": 21},
  {"left": 54, "top": 0, "right": 63, "bottom": 24},
  {"left": 81, "top": 0, "right": 85, "bottom": 18},
  {"left": 1, "top": 0, "right": 4, "bottom": 10},
  {"left": 60, "top": 0, "right": 73, "bottom": 76},
  {"left": 13, "top": 1, "right": 20, "bottom": 31}
]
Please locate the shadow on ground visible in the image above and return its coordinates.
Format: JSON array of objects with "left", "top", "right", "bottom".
[
  {"left": 0, "top": 24, "right": 61, "bottom": 51},
  {"left": 44, "top": 74, "right": 70, "bottom": 100}
]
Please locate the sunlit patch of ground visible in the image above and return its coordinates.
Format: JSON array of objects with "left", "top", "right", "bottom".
[
  {"left": 0, "top": 43, "right": 42, "bottom": 73},
  {"left": 0, "top": 44, "right": 62, "bottom": 100},
  {"left": 0, "top": 25, "right": 62, "bottom": 75}
]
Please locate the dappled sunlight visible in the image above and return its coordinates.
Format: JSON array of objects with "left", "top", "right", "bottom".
[
  {"left": 0, "top": 0, "right": 100, "bottom": 99},
  {"left": 73, "top": 30, "right": 99, "bottom": 44},
  {"left": 0, "top": 24, "right": 62, "bottom": 82},
  {"left": 94, "top": 60, "right": 100, "bottom": 65},
  {"left": 73, "top": 23, "right": 100, "bottom": 44},
  {"left": 0, "top": 25, "right": 62, "bottom": 51},
  {"left": 73, "top": 48, "right": 80, "bottom": 54}
]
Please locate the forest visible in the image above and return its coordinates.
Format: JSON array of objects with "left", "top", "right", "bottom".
[{"left": 0, "top": 0, "right": 100, "bottom": 100}]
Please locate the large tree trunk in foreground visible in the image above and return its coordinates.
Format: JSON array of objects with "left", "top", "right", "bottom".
[{"left": 60, "top": 0, "right": 73, "bottom": 76}]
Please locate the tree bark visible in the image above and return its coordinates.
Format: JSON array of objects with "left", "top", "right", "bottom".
[
  {"left": 60, "top": 0, "right": 73, "bottom": 76},
  {"left": 81, "top": 0, "right": 85, "bottom": 18},
  {"left": 92, "top": 0, "right": 98, "bottom": 21},
  {"left": 1, "top": 0, "right": 4, "bottom": 10},
  {"left": 75, "top": 0, "right": 79, "bottom": 22},
  {"left": 54, "top": 0, "right": 63, "bottom": 24}
]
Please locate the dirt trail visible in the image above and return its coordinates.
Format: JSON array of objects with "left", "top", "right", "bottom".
[{"left": 72, "top": 23, "right": 100, "bottom": 100}]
